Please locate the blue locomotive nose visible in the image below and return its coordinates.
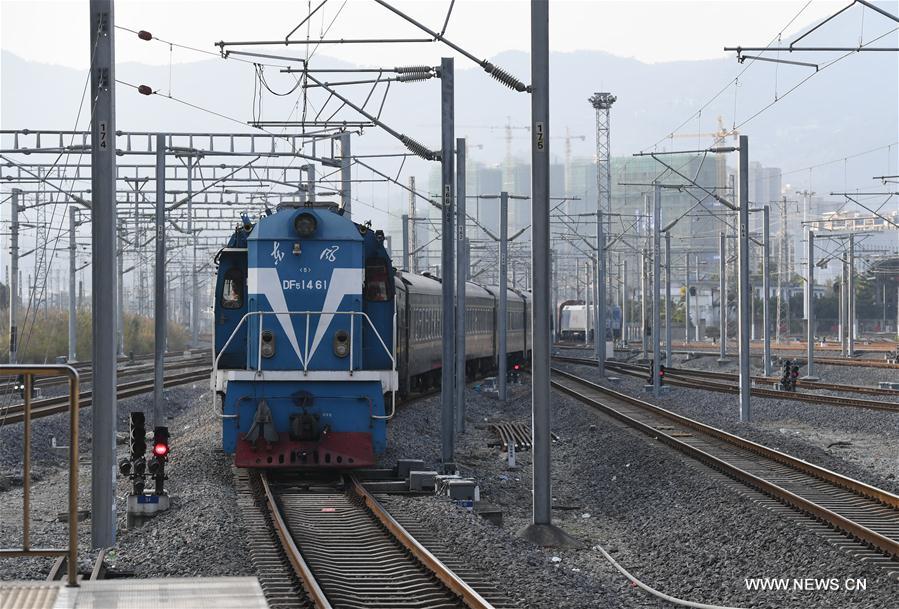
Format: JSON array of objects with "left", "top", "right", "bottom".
[{"left": 213, "top": 205, "right": 397, "bottom": 468}]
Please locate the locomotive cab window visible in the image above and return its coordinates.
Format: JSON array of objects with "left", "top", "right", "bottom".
[
  {"left": 364, "top": 258, "right": 393, "bottom": 301},
  {"left": 221, "top": 272, "right": 244, "bottom": 309}
]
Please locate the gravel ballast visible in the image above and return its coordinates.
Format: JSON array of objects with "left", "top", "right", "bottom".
[
  {"left": 571, "top": 352, "right": 899, "bottom": 494},
  {"left": 0, "top": 383, "right": 252, "bottom": 580},
  {"left": 381, "top": 373, "right": 899, "bottom": 608}
]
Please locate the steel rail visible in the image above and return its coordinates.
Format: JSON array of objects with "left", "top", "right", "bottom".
[
  {"left": 555, "top": 356, "right": 899, "bottom": 413},
  {"left": 349, "top": 476, "right": 496, "bottom": 609},
  {"left": 0, "top": 367, "right": 211, "bottom": 424},
  {"left": 259, "top": 472, "right": 332, "bottom": 609},
  {"left": 607, "top": 360, "right": 899, "bottom": 413},
  {"left": 551, "top": 367, "right": 899, "bottom": 559}
]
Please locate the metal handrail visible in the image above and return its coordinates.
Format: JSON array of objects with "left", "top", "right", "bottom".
[
  {"left": 0, "top": 365, "right": 80, "bottom": 587},
  {"left": 212, "top": 310, "right": 397, "bottom": 421}
]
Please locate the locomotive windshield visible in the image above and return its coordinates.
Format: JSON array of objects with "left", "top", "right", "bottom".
[
  {"left": 222, "top": 272, "right": 244, "bottom": 309},
  {"left": 364, "top": 258, "right": 392, "bottom": 302}
]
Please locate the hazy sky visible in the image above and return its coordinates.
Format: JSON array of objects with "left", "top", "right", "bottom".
[{"left": 0, "top": 0, "right": 868, "bottom": 69}]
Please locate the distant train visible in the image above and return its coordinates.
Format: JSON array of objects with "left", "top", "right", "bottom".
[
  {"left": 558, "top": 300, "right": 621, "bottom": 341},
  {"left": 212, "top": 203, "right": 530, "bottom": 470}
]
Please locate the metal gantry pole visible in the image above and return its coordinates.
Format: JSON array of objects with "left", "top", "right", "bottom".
[
  {"left": 340, "top": 132, "right": 352, "bottom": 219},
  {"left": 805, "top": 230, "right": 817, "bottom": 378},
  {"left": 848, "top": 234, "right": 855, "bottom": 356},
  {"left": 652, "top": 184, "right": 662, "bottom": 397},
  {"left": 89, "top": 0, "right": 118, "bottom": 548},
  {"left": 762, "top": 205, "right": 771, "bottom": 377},
  {"left": 116, "top": 217, "right": 124, "bottom": 355},
  {"left": 584, "top": 261, "right": 591, "bottom": 346},
  {"left": 641, "top": 248, "right": 648, "bottom": 359},
  {"left": 306, "top": 164, "right": 316, "bottom": 201},
  {"left": 551, "top": 250, "right": 559, "bottom": 341},
  {"left": 153, "top": 134, "right": 166, "bottom": 426},
  {"left": 408, "top": 176, "right": 416, "bottom": 272},
  {"left": 685, "top": 252, "right": 691, "bottom": 344},
  {"left": 841, "top": 259, "right": 848, "bottom": 356},
  {"left": 523, "top": 0, "right": 570, "bottom": 544},
  {"left": 68, "top": 207, "right": 77, "bottom": 362},
  {"left": 719, "top": 232, "right": 727, "bottom": 361},
  {"left": 439, "top": 57, "right": 456, "bottom": 467},
  {"left": 188, "top": 158, "right": 198, "bottom": 349},
  {"left": 622, "top": 259, "right": 628, "bottom": 344},
  {"left": 664, "top": 232, "right": 672, "bottom": 366},
  {"left": 737, "top": 135, "right": 751, "bottom": 422},
  {"left": 9, "top": 189, "right": 19, "bottom": 365},
  {"left": 401, "top": 214, "right": 410, "bottom": 271},
  {"left": 455, "top": 137, "right": 467, "bottom": 433},
  {"left": 498, "top": 191, "right": 508, "bottom": 403},
  {"left": 596, "top": 211, "right": 606, "bottom": 374}
]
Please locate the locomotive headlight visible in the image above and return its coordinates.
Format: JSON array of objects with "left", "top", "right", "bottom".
[
  {"left": 333, "top": 330, "right": 350, "bottom": 358},
  {"left": 261, "top": 330, "right": 276, "bottom": 358},
  {"left": 294, "top": 212, "right": 317, "bottom": 237}
]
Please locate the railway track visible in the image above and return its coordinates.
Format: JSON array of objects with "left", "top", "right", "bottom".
[
  {"left": 553, "top": 355, "right": 899, "bottom": 414},
  {"left": 550, "top": 367, "right": 899, "bottom": 571},
  {"left": 250, "top": 470, "right": 510, "bottom": 609},
  {"left": 0, "top": 365, "right": 211, "bottom": 425}
]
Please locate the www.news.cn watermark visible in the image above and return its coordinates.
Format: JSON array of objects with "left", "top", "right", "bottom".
[{"left": 745, "top": 578, "right": 867, "bottom": 592}]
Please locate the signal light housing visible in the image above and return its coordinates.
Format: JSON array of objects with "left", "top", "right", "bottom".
[
  {"left": 294, "top": 212, "right": 317, "bottom": 237},
  {"left": 152, "top": 426, "right": 170, "bottom": 459},
  {"left": 333, "top": 330, "right": 350, "bottom": 358}
]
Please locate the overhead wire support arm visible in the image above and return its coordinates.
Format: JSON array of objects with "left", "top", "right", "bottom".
[
  {"left": 644, "top": 152, "right": 738, "bottom": 210},
  {"left": 726, "top": 0, "right": 898, "bottom": 57},
  {"left": 302, "top": 71, "right": 439, "bottom": 160},
  {"left": 738, "top": 54, "right": 818, "bottom": 70},
  {"left": 216, "top": 38, "right": 433, "bottom": 47},
  {"left": 285, "top": 0, "right": 329, "bottom": 40},
  {"left": 371, "top": 0, "right": 529, "bottom": 92}
]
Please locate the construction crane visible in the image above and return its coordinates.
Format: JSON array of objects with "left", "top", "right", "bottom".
[{"left": 666, "top": 115, "right": 739, "bottom": 146}]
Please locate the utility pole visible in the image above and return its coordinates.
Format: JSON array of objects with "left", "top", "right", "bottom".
[
  {"left": 8, "top": 189, "right": 19, "bottom": 365},
  {"left": 804, "top": 230, "right": 817, "bottom": 379},
  {"left": 340, "top": 132, "right": 351, "bottom": 219},
  {"left": 652, "top": 184, "right": 662, "bottom": 397},
  {"left": 68, "top": 207, "right": 77, "bottom": 362},
  {"left": 762, "top": 205, "right": 771, "bottom": 376},
  {"left": 89, "top": 0, "right": 118, "bottom": 548},
  {"left": 439, "top": 57, "right": 456, "bottom": 468},
  {"left": 455, "top": 137, "right": 467, "bottom": 433},
  {"left": 848, "top": 234, "right": 855, "bottom": 356},
  {"left": 520, "top": 0, "right": 575, "bottom": 548},
  {"left": 498, "top": 191, "right": 508, "bottom": 403},
  {"left": 718, "top": 232, "right": 727, "bottom": 362},
  {"left": 737, "top": 135, "right": 751, "bottom": 422},
  {"left": 153, "top": 134, "right": 166, "bottom": 427},
  {"left": 664, "top": 232, "right": 672, "bottom": 366}
]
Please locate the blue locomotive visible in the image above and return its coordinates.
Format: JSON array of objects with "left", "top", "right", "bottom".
[
  {"left": 213, "top": 202, "right": 530, "bottom": 469},
  {"left": 213, "top": 203, "right": 396, "bottom": 468}
]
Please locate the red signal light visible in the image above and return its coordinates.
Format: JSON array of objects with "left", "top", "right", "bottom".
[
  {"left": 153, "top": 442, "right": 169, "bottom": 457},
  {"left": 513, "top": 364, "right": 520, "bottom": 370}
]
